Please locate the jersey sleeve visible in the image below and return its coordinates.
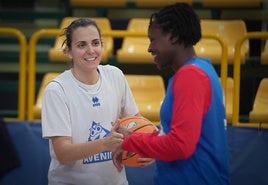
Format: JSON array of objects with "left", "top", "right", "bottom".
[
  {"left": 41, "top": 81, "right": 71, "bottom": 138},
  {"left": 122, "top": 65, "right": 211, "bottom": 161}
]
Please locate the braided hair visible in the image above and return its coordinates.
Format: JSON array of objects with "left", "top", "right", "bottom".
[{"left": 149, "top": 3, "right": 201, "bottom": 47}]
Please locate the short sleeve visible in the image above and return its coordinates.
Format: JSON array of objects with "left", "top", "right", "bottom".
[{"left": 41, "top": 81, "right": 72, "bottom": 138}]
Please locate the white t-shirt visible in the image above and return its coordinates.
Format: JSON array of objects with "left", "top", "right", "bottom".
[{"left": 42, "top": 65, "right": 138, "bottom": 185}]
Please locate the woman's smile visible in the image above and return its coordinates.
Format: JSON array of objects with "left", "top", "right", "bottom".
[{"left": 84, "top": 56, "right": 97, "bottom": 62}]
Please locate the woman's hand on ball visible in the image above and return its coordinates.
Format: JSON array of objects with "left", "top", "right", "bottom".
[{"left": 112, "top": 119, "right": 132, "bottom": 138}]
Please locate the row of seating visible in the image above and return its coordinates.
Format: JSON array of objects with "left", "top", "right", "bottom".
[
  {"left": 33, "top": 64, "right": 267, "bottom": 125},
  {"left": 68, "top": 0, "right": 263, "bottom": 19},
  {"left": 32, "top": 18, "right": 268, "bottom": 125},
  {"left": 0, "top": 0, "right": 263, "bottom": 22},
  {"left": 0, "top": 17, "right": 265, "bottom": 69},
  {"left": 69, "top": 0, "right": 262, "bottom": 9},
  {"left": 33, "top": 73, "right": 165, "bottom": 126},
  {"left": 1, "top": 17, "right": 268, "bottom": 123},
  {"left": 33, "top": 75, "right": 234, "bottom": 124},
  {"left": 49, "top": 17, "right": 268, "bottom": 65}
]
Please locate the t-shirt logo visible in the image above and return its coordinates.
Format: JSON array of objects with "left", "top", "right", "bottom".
[
  {"left": 88, "top": 121, "right": 109, "bottom": 141},
  {"left": 83, "top": 121, "right": 111, "bottom": 164},
  {"left": 92, "top": 96, "right": 100, "bottom": 107}
]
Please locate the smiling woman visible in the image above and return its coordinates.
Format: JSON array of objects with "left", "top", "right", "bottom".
[
  {"left": 112, "top": 3, "right": 230, "bottom": 185},
  {"left": 65, "top": 24, "right": 103, "bottom": 84},
  {"left": 41, "top": 18, "right": 143, "bottom": 185}
]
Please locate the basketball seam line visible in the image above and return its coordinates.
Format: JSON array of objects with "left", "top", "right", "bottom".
[{"left": 132, "top": 124, "right": 154, "bottom": 132}]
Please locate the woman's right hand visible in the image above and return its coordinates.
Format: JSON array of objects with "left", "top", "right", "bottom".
[{"left": 103, "top": 120, "right": 124, "bottom": 152}]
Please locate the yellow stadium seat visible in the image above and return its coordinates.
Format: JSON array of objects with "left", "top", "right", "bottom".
[
  {"left": 70, "top": 0, "right": 126, "bottom": 7},
  {"left": 116, "top": 18, "right": 153, "bottom": 64},
  {"left": 261, "top": 39, "right": 268, "bottom": 65},
  {"left": 34, "top": 73, "right": 60, "bottom": 119},
  {"left": 249, "top": 78, "right": 268, "bottom": 123},
  {"left": 48, "top": 17, "right": 113, "bottom": 63},
  {"left": 125, "top": 74, "right": 165, "bottom": 126},
  {"left": 194, "top": 20, "right": 249, "bottom": 64},
  {"left": 202, "top": 0, "right": 261, "bottom": 8},
  {"left": 135, "top": 0, "right": 193, "bottom": 7}
]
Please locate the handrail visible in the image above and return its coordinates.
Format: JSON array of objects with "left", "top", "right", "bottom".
[
  {"left": 28, "top": 29, "right": 62, "bottom": 121},
  {"left": 200, "top": 33, "right": 228, "bottom": 96},
  {"left": 27, "top": 29, "right": 227, "bottom": 121},
  {"left": 0, "top": 28, "right": 27, "bottom": 121},
  {"left": 233, "top": 31, "right": 268, "bottom": 128}
]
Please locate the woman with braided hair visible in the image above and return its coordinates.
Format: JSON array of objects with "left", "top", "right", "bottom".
[{"left": 112, "top": 3, "right": 230, "bottom": 185}]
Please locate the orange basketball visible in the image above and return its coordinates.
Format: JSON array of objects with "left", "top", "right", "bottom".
[{"left": 120, "top": 116, "right": 158, "bottom": 167}]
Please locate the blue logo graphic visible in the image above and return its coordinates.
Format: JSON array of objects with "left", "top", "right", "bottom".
[
  {"left": 92, "top": 96, "right": 100, "bottom": 107},
  {"left": 83, "top": 121, "right": 111, "bottom": 164},
  {"left": 88, "top": 121, "right": 109, "bottom": 141}
]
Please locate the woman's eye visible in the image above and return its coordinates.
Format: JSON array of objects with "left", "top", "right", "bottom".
[
  {"left": 92, "top": 40, "right": 101, "bottom": 47},
  {"left": 78, "top": 43, "right": 85, "bottom": 48}
]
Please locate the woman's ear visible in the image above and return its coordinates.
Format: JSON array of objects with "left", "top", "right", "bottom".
[
  {"left": 64, "top": 47, "right": 72, "bottom": 60},
  {"left": 170, "top": 35, "right": 179, "bottom": 45}
]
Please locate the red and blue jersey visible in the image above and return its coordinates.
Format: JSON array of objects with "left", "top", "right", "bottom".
[{"left": 122, "top": 57, "right": 230, "bottom": 185}]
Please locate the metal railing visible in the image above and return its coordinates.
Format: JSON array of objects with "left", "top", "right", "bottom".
[
  {"left": 0, "top": 28, "right": 27, "bottom": 121},
  {"left": 232, "top": 31, "right": 268, "bottom": 128}
]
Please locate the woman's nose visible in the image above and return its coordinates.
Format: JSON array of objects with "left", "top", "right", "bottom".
[{"left": 86, "top": 45, "right": 94, "bottom": 53}]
